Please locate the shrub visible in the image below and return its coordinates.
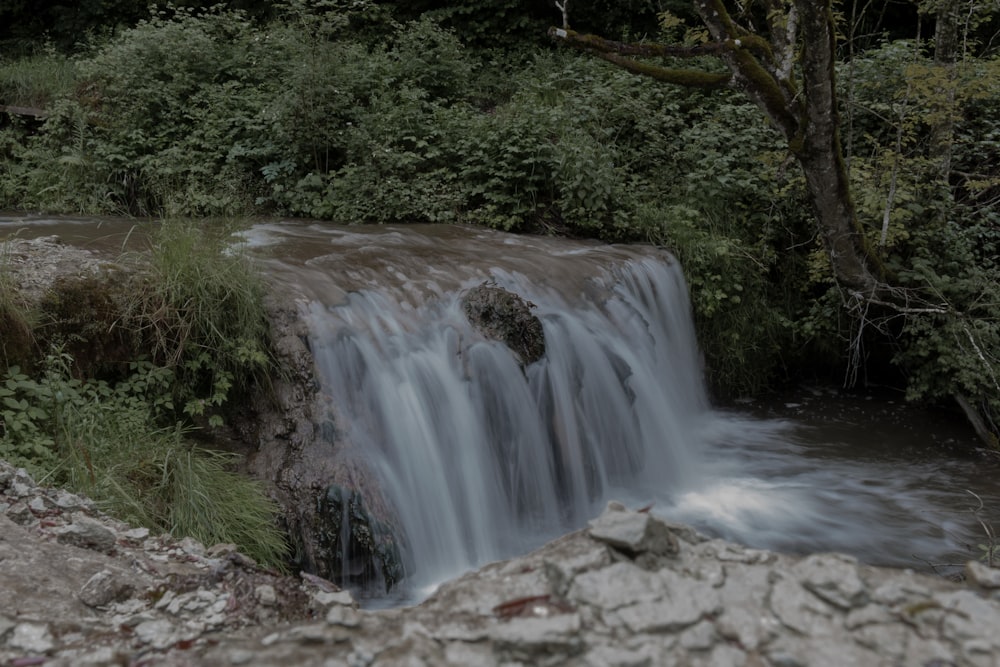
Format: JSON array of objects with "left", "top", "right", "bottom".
[
  {"left": 117, "top": 220, "right": 273, "bottom": 426},
  {"left": 0, "top": 351, "right": 287, "bottom": 567},
  {"left": 634, "top": 203, "right": 789, "bottom": 397}
]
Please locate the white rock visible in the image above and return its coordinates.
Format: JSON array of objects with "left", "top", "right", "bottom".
[
  {"left": 79, "top": 569, "right": 134, "bottom": 607},
  {"left": 793, "top": 553, "right": 867, "bottom": 609},
  {"left": 134, "top": 618, "right": 177, "bottom": 649},
  {"left": 313, "top": 590, "right": 356, "bottom": 608},
  {"left": 569, "top": 561, "right": 668, "bottom": 610},
  {"left": 27, "top": 496, "right": 49, "bottom": 513},
  {"left": 54, "top": 514, "right": 117, "bottom": 552},
  {"left": 588, "top": 507, "right": 678, "bottom": 557},
  {"left": 326, "top": 604, "right": 362, "bottom": 627},
  {"left": 8, "top": 622, "right": 55, "bottom": 653},
  {"left": 965, "top": 560, "right": 1000, "bottom": 589},
  {"left": 255, "top": 584, "right": 277, "bottom": 606}
]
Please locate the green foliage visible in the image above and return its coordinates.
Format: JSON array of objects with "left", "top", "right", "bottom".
[
  {"left": 0, "top": 351, "right": 287, "bottom": 567},
  {"left": 118, "top": 220, "right": 273, "bottom": 426},
  {"left": 0, "top": 248, "right": 36, "bottom": 368},
  {"left": 889, "top": 219, "right": 1000, "bottom": 442},
  {"left": 389, "top": 0, "right": 546, "bottom": 46},
  {"left": 0, "top": 0, "right": 151, "bottom": 54},
  {"left": 839, "top": 41, "right": 1000, "bottom": 433},
  {"left": 1, "top": 1, "right": 999, "bottom": 419},
  {"left": 635, "top": 203, "right": 789, "bottom": 396},
  {"left": 0, "top": 50, "right": 77, "bottom": 108},
  {"left": 0, "top": 363, "right": 62, "bottom": 474}
]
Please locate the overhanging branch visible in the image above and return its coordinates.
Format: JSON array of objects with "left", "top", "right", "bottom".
[{"left": 548, "top": 27, "right": 732, "bottom": 89}]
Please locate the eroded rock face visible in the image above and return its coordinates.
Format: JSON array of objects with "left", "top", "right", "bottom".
[
  {"left": 234, "top": 290, "right": 404, "bottom": 592},
  {"left": 314, "top": 483, "right": 403, "bottom": 591},
  {"left": 461, "top": 282, "right": 545, "bottom": 364}
]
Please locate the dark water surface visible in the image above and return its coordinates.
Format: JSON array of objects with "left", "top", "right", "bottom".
[{"left": 4, "top": 213, "right": 998, "bottom": 600}]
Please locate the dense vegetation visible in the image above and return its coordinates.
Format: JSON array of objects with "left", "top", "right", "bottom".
[
  {"left": 1, "top": 0, "right": 998, "bottom": 453},
  {"left": 0, "top": 223, "right": 285, "bottom": 566}
]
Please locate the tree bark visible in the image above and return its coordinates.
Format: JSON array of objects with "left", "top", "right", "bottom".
[
  {"left": 793, "top": 0, "right": 885, "bottom": 296},
  {"left": 556, "top": 0, "right": 887, "bottom": 297},
  {"left": 931, "top": 0, "right": 960, "bottom": 182}
]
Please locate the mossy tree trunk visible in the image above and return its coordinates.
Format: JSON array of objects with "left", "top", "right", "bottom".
[
  {"left": 930, "top": 0, "right": 960, "bottom": 182},
  {"left": 552, "top": 0, "right": 888, "bottom": 299}
]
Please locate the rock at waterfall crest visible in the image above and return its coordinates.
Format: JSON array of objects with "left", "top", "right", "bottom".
[
  {"left": 461, "top": 282, "right": 546, "bottom": 364},
  {"left": 5, "top": 462, "right": 1000, "bottom": 667}
]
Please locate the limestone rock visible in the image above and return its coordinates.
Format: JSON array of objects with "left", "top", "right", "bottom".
[
  {"left": 7, "top": 622, "right": 54, "bottom": 653},
  {"left": 79, "top": 569, "right": 135, "bottom": 607},
  {"left": 54, "top": 515, "right": 118, "bottom": 552},
  {"left": 588, "top": 503, "right": 679, "bottom": 561},
  {"left": 6, "top": 467, "right": 1000, "bottom": 667},
  {"left": 792, "top": 552, "right": 868, "bottom": 609},
  {"left": 965, "top": 560, "right": 1000, "bottom": 589}
]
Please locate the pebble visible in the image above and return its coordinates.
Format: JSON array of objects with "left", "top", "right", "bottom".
[
  {"left": 78, "top": 569, "right": 134, "bottom": 607},
  {"left": 8, "top": 623, "right": 54, "bottom": 653}
]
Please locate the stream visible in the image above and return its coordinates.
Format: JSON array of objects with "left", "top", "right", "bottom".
[{"left": 4, "top": 213, "right": 999, "bottom": 605}]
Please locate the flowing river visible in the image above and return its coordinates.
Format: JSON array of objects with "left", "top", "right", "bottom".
[{"left": 4, "top": 214, "right": 1000, "bottom": 605}]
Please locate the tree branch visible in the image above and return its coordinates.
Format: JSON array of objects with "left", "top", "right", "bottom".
[
  {"left": 548, "top": 27, "right": 732, "bottom": 88},
  {"left": 548, "top": 26, "right": 766, "bottom": 59}
]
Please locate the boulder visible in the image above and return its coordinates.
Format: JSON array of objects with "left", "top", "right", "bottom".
[{"left": 461, "top": 282, "right": 545, "bottom": 364}]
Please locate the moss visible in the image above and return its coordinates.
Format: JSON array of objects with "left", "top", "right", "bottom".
[
  {"left": 730, "top": 48, "right": 798, "bottom": 139},
  {"left": 594, "top": 51, "right": 730, "bottom": 88}
]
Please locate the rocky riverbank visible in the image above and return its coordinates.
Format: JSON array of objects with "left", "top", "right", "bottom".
[{"left": 4, "top": 459, "right": 1000, "bottom": 666}]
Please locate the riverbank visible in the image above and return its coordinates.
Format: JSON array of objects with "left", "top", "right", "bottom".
[{"left": 4, "top": 459, "right": 1000, "bottom": 666}]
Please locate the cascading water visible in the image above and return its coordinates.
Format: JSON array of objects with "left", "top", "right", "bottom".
[
  {"left": 3, "top": 214, "right": 1000, "bottom": 604},
  {"left": 236, "top": 221, "right": 998, "bottom": 603},
  {"left": 299, "top": 249, "right": 712, "bottom": 595}
]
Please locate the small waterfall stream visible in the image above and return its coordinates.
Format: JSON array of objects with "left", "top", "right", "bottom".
[
  {"left": 6, "top": 214, "right": 994, "bottom": 604},
  {"left": 237, "top": 221, "right": 999, "bottom": 602},
  {"left": 304, "top": 258, "right": 708, "bottom": 592},
  {"left": 249, "top": 222, "right": 716, "bottom": 594}
]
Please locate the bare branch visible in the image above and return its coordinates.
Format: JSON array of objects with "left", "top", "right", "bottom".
[
  {"left": 554, "top": 0, "right": 569, "bottom": 30},
  {"left": 846, "top": 289, "right": 948, "bottom": 315}
]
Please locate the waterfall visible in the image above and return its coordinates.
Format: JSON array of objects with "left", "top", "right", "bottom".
[
  {"left": 289, "top": 228, "right": 714, "bottom": 594},
  {"left": 242, "top": 222, "right": 995, "bottom": 601}
]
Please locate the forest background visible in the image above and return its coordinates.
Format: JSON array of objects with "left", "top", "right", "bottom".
[{"left": 0, "top": 0, "right": 998, "bottom": 451}]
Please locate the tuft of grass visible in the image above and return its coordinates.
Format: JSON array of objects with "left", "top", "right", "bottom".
[
  {"left": 0, "top": 243, "right": 36, "bottom": 367},
  {"left": 17, "top": 354, "right": 289, "bottom": 569},
  {"left": 118, "top": 220, "right": 273, "bottom": 424},
  {"left": 0, "top": 52, "right": 77, "bottom": 109},
  {"left": 67, "top": 412, "right": 288, "bottom": 569}
]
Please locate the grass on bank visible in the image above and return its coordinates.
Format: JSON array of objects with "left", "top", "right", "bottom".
[
  {"left": 0, "top": 221, "right": 287, "bottom": 568},
  {"left": 0, "top": 51, "right": 76, "bottom": 109},
  {"left": 119, "top": 220, "right": 274, "bottom": 425},
  {"left": 0, "top": 244, "right": 36, "bottom": 367}
]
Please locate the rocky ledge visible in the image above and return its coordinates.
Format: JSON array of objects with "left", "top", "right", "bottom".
[{"left": 3, "top": 460, "right": 1000, "bottom": 667}]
